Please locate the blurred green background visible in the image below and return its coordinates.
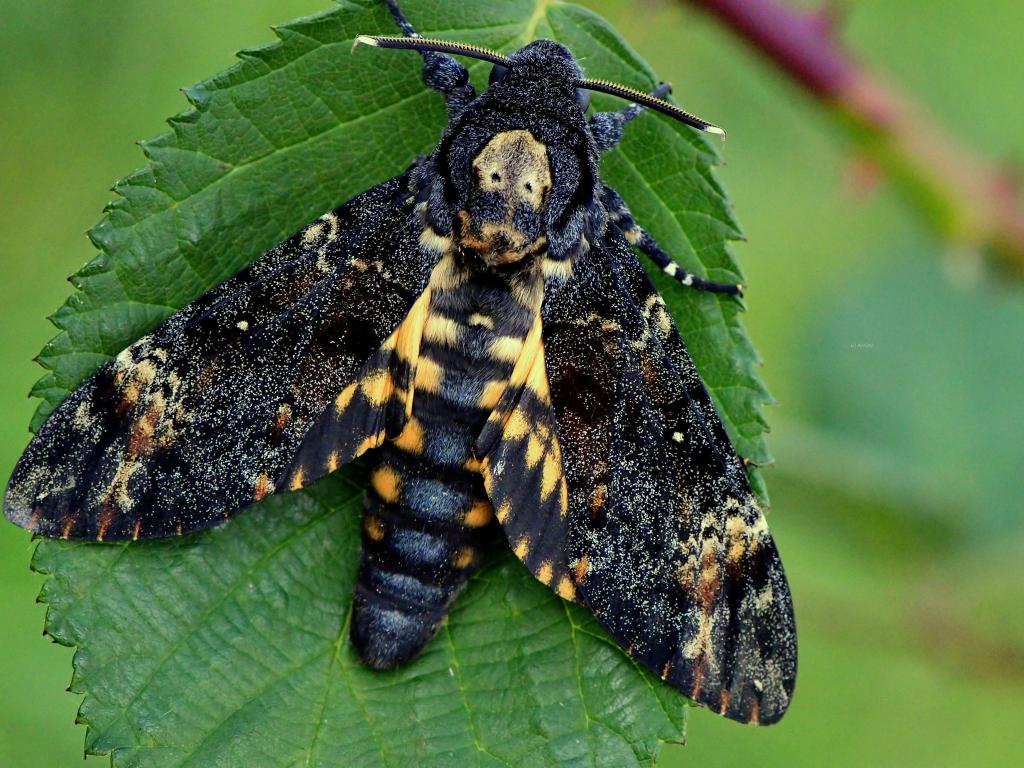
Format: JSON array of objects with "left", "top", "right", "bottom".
[{"left": 1, "top": 1, "right": 1021, "bottom": 765}]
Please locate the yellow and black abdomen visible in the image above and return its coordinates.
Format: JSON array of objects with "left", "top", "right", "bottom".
[{"left": 350, "top": 252, "right": 540, "bottom": 668}]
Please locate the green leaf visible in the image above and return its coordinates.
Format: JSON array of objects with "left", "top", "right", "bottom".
[{"left": 26, "top": 1, "right": 771, "bottom": 765}]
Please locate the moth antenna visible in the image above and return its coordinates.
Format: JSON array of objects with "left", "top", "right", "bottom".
[
  {"left": 576, "top": 78, "right": 726, "bottom": 137},
  {"left": 353, "top": 35, "right": 513, "bottom": 67}
]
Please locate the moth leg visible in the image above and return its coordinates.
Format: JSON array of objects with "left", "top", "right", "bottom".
[
  {"left": 385, "top": 0, "right": 476, "bottom": 115},
  {"left": 589, "top": 82, "right": 671, "bottom": 152},
  {"left": 603, "top": 186, "right": 744, "bottom": 295}
]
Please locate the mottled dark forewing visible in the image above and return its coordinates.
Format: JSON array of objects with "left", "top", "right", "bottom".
[
  {"left": 542, "top": 228, "right": 797, "bottom": 725},
  {"left": 5, "top": 172, "right": 438, "bottom": 541}
]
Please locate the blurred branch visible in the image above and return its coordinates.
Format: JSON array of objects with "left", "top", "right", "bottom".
[{"left": 683, "top": 0, "right": 1024, "bottom": 278}]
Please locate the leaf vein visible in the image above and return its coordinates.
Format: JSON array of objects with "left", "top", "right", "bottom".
[{"left": 110, "top": 504, "right": 339, "bottom": 729}]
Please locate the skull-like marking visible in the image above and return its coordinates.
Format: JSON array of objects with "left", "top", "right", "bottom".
[{"left": 457, "top": 130, "right": 552, "bottom": 265}]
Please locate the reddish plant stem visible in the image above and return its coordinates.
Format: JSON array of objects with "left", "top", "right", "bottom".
[{"left": 684, "top": 0, "right": 1024, "bottom": 277}]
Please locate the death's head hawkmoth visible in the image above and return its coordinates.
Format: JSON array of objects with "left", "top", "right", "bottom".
[{"left": 5, "top": 0, "right": 796, "bottom": 726}]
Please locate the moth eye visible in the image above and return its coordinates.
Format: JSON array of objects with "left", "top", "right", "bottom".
[
  {"left": 524, "top": 182, "right": 533, "bottom": 193},
  {"left": 575, "top": 87, "right": 591, "bottom": 112},
  {"left": 488, "top": 64, "right": 509, "bottom": 86},
  {"left": 490, "top": 172, "right": 501, "bottom": 182}
]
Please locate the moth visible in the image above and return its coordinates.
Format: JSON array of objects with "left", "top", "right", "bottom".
[{"left": 4, "top": 0, "right": 796, "bottom": 725}]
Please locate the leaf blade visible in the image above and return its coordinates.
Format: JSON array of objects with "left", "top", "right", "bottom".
[{"left": 25, "top": 1, "right": 772, "bottom": 764}]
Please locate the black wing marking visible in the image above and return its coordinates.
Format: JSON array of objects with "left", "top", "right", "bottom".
[
  {"left": 5, "top": 172, "right": 440, "bottom": 541},
  {"left": 542, "top": 228, "right": 797, "bottom": 725},
  {"left": 475, "top": 315, "right": 576, "bottom": 602},
  {"left": 282, "top": 279, "right": 433, "bottom": 492}
]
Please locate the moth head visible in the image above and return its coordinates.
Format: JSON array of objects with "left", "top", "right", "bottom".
[{"left": 354, "top": 34, "right": 723, "bottom": 266}]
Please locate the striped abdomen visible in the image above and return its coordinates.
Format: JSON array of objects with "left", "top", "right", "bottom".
[{"left": 351, "top": 252, "right": 542, "bottom": 668}]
